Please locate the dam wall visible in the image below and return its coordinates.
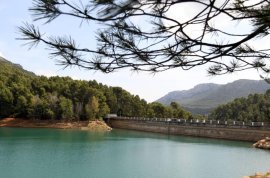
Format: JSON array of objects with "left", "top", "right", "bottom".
[{"left": 107, "top": 118, "right": 270, "bottom": 142}]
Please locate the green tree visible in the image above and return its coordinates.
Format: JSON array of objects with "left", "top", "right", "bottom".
[
  {"left": 59, "top": 97, "right": 74, "bottom": 120},
  {"left": 44, "top": 108, "right": 55, "bottom": 120},
  {"left": 169, "top": 102, "right": 191, "bottom": 119},
  {"left": 0, "top": 84, "right": 14, "bottom": 117},
  {"left": 210, "top": 90, "right": 270, "bottom": 122},
  {"left": 104, "top": 89, "right": 118, "bottom": 113},
  {"left": 15, "top": 95, "right": 28, "bottom": 117},
  {"left": 85, "top": 96, "right": 99, "bottom": 120},
  {"left": 0, "top": 57, "right": 195, "bottom": 120},
  {"left": 149, "top": 102, "right": 167, "bottom": 118},
  {"left": 96, "top": 94, "right": 110, "bottom": 119}
]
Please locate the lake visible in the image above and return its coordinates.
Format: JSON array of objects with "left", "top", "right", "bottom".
[{"left": 0, "top": 127, "right": 269, "bottom": 178}]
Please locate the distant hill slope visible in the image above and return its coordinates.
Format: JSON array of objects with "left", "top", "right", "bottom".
[
  {"left": 0, "top": 56, "right": 35, "bottom": 76},
  {"left": 156, "top": 79, "right": 270, "bottom": 114}
]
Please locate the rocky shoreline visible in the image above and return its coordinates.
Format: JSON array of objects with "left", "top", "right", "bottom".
[
  {"left": 253, "top": 137, "right": 270, "bottom": 150},
  {"left": 0, "top": 118, "right": 112, "bottom": 131},
  {"left": 244, "top": 171, "right": 270, "bottom": 178},
  {"left": 243, "top": 139, "right": 270, "bottom": 178}
]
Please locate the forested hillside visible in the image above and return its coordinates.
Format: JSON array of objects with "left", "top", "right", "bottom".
[
  {"left": 210, "top": 91, "right": 270, "bottom": 122},
  {"left": 0, "top": 58, "right": 192, "bottom": 120}
]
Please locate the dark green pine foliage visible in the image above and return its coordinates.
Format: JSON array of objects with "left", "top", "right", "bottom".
[
  {"left": 0, "top": 58, "right": 192, "bottom": 120},
  {"left": 210, "top": 90, "right": 270, "bottom": 122}
]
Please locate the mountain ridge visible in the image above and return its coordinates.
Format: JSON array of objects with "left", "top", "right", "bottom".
[{"left": 156, "top": 79, "right": 270, "bottom": 114}]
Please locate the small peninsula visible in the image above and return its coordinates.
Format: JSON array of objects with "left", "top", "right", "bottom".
[{"left": 0, "top": 118, "right": 112, "bottom": 131}]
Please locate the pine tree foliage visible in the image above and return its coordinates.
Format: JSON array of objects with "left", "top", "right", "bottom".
[
  {"left": 210, "top": 90, "right": 270, "bottom": 121},
  {"left": 0, "top": 59, "right": 192, "bottom": 120},
  {"left": 19, "top": 0, "right": 270, "bottom": 75}
]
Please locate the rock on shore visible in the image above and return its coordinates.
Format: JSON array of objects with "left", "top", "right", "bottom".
[
  {"left": 243, "top": 171, "right": 270, "bottom": 178},
  {"left": 81, "top": 120, "right": 112, "bottom": 131},
  {"left": 253, "top": 137, "right": 270, "bottom": 150}
]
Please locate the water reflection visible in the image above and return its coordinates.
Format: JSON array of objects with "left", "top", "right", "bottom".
[{"left": 110, "top": 129, "right": 252, "bottom": 148}]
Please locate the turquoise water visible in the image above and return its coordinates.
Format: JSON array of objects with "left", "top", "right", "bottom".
[{"left": 0, "top": 128, "right": 269, "bottom": 178}]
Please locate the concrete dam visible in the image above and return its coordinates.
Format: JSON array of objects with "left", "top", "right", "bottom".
[{"left": 105, "top": 117, "right": 270, "bottom": 142}]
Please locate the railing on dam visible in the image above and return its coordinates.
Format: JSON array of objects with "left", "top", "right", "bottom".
[{"left": 106, "top": 116, "right": 270, "bottom": 130}]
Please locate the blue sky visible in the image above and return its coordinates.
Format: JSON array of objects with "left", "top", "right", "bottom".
[{"left": 0, "top": 0, "right": 262, "bottom": 102}]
